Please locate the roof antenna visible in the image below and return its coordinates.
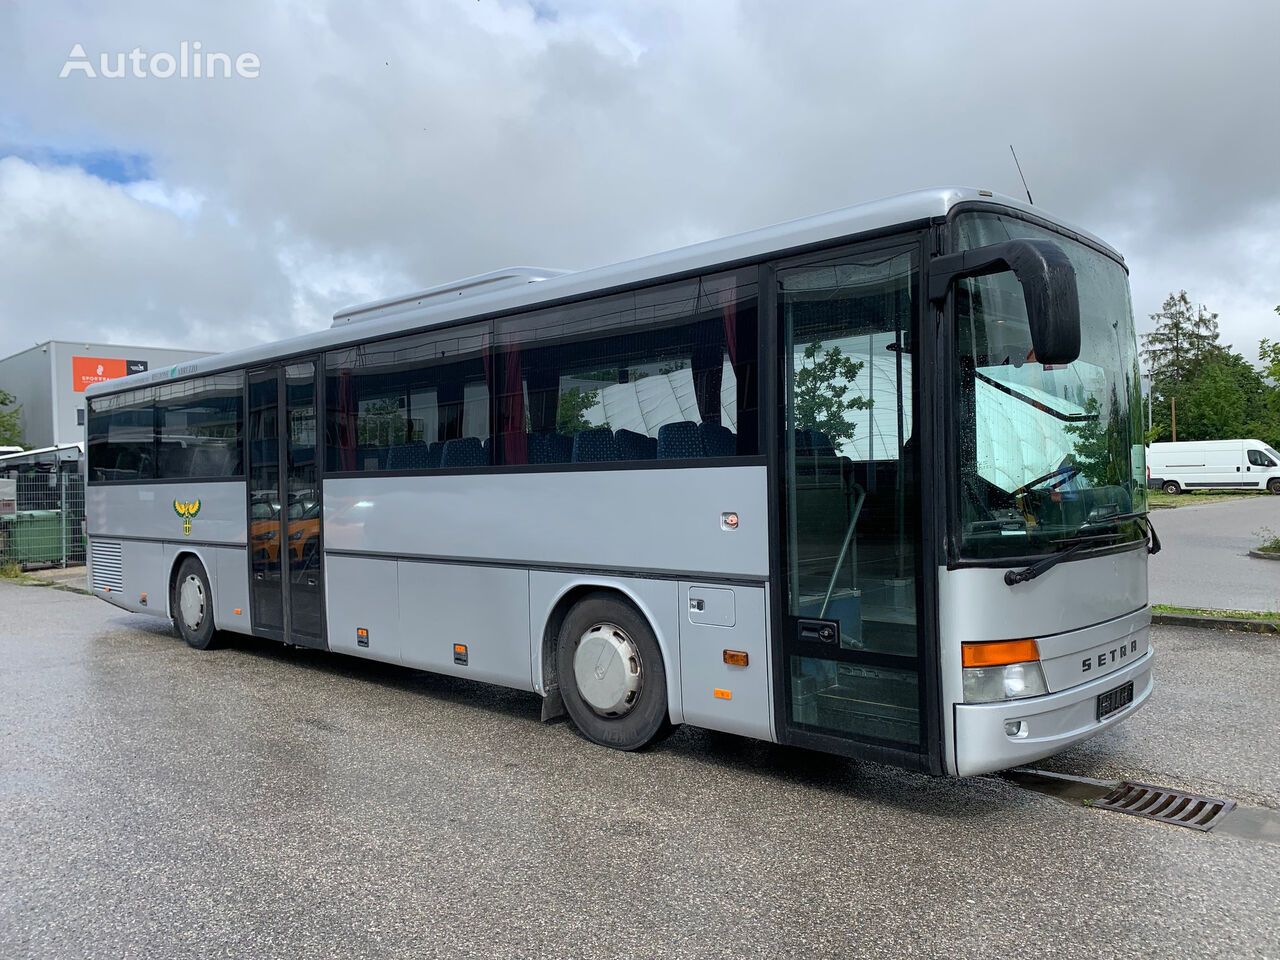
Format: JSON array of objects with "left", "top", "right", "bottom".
[{"left": 1009, "top": 144, "right": 1033, "bottom": 205}]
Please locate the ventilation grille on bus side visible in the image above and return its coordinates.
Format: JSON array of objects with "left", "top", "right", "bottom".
[
  {"left": 90, "top": 540, "right": 124, "bottom": 592},
  {"left": 1092, "top": 781, "right": 1236, "bottom": 831}
]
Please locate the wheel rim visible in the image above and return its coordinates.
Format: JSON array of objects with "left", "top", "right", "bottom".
[
  {"left": 573, "top": 622, "right": 642, "bottom": 717},
  {"left": 179, "top": 574, "right": 206, "bottom": 631}
]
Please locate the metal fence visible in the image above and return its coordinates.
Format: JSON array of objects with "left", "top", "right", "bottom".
[{"left": 0, "top": 469, "right": 85, "bottom": 568}]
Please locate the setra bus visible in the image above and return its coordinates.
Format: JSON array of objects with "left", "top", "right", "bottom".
[{"left": 85, "top": 187, "right": 1156, "bottom": 776}]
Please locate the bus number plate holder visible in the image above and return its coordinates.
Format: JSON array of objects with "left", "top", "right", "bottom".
[{"left": 1096, "top": 680, "right": 1134, "bottom": 720}]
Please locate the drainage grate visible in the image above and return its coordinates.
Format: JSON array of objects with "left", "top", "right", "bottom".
[{"left": 1092, "top": 781, "right": 1236, "bottom": 831}]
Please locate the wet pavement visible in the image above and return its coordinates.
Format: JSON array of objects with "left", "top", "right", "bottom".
[
  {"left": 1149, "top": 495, "right": 1280, "bottom": 612},
  {"left": 2, "top": 581, "right": 1278, "bottom": 959}
]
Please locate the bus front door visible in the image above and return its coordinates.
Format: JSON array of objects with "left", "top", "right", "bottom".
[
  {"left": 775, "top": 240, "right": 935, "bottom": 769},
  {"left": 247, "top": 360, "right": 325, "bottom": 647}
]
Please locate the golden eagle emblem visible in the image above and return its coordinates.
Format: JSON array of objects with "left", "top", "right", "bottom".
[{"left": 173, "top": 499, "right": 201, "bottom": 536}]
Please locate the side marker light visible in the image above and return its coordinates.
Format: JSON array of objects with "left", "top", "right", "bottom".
[
  {"left": 713, "top": 688, "right": 732, "bottom": 700},
  {"left": 723, "top": 650, "right": 749, "bottom": 667}
]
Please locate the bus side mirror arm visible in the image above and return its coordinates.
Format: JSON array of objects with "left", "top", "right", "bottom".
[{"left": 929, "top": 238, "right": 1082, "bottom": 366}]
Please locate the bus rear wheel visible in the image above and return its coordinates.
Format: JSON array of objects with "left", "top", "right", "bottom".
[
  {"left": 172, "top": 557, "right": 219, "bottom": 650},
  {"left": 556, "top": 593, "right": 672, "bottom": 751},
  {"left": 1162, "top": 481, "right": 1181, "bottom": 495}
]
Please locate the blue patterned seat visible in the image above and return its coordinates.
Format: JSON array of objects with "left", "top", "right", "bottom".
[
  {"left": 386, "top": 443, "right": 431, "bottom": 470},
  {"left": 809, "top": 430, "right": 837, "bottom": 458},
  {"left": 441, "top": 437, "right": 488, "bottom": 468},
  {"left": 426, "top": 441, "right": 445, "bottom": 469},
  {"left": 699, "top": 422, "right": 736, "bottom": 458},
  {"left": 614, "top": 429, "right": 657, "bottom": 460},
  {"left": 572, "top": 427, "right": 620, "bottom": 462},
  {"left": 657, "top": 421, "right": 704, "bottom": 459},
  {"left": 528, "top": 432, "right": 573, "bottom": 464}
]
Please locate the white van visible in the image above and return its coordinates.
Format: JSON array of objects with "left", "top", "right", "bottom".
[{"left": 1147, "top": 439, "right": 1280, "bottom": 494}]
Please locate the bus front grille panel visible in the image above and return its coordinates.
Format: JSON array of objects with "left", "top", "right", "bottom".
[{"left": 90, "top": 540, "right": 124, "bottom": 593}]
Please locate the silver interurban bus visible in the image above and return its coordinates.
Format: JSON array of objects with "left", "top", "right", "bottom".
[{"left": 85, "top": 188, "right": 1156, "bottom": 776}]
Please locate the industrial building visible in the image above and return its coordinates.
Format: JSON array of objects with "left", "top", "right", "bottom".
[{"left": 0, "top": 340, "right": 214, "bottom": 451}]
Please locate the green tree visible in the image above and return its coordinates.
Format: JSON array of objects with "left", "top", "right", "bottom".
[
  {"left": 1140, "top": 291, "right": 1220, "bottom": 387},
  {"left": 1064, "top": 390, "right": 1134, "bottom": 487},
  {"left": 0, "top": 388, "right": 22, "bottom": 447},
  {"left": 1178, "top": 356, "right": 1249, "bottom": 441},
  {"left": 1261, "top": 313, "right": 1280, "bottom": 384},
  {"left": 792, "top": 342, "right": 869, "bottom": 446},
  {"left": 556, "top": 387, "right": 600, "bottom": 435}
]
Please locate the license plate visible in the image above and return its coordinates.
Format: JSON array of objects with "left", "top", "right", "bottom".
[{"left": 1096, "top": 681, "right": 1134, "bottom": 720}]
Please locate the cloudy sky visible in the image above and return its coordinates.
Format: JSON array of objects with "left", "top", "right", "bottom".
[{"left": 1, "top": 0, "right": 1277, "bottom": 366}]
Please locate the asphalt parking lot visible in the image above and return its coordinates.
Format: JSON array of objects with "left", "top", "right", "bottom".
[
  {"left": 2, "top": 581, "right": 1278, "bottom": 959},
  {"left": 1149, "top": 495, "right": 1280, "bottom": 612}
]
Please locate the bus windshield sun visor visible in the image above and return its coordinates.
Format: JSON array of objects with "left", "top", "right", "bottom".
[{"left": 930, "top": 238, "right": 1081, "bottom": 365}]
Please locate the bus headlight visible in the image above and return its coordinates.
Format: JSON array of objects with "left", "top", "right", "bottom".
[{"left": 963, "top": 661, "right": 1048, "bottom": 703}]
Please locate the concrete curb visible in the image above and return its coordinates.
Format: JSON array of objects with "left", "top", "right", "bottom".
[
  {"left": 1152, "top": 613, "right": 1280, "bottom": 634},
  {"left": 1249, "top": 550, "right": 1280, "bottom": 561}
]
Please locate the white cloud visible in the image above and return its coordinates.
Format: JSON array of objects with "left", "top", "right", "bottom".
[{"left": 0, "top": 0, "right": 1277, "bottom": 362}]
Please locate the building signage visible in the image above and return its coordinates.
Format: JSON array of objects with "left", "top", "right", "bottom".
[{"left": 72, "top": 356, "right": 149, "bottom": 392}]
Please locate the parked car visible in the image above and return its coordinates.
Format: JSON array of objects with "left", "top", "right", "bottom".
[{"left": 1147, "top": 439, "right": 1280, "bottom": 494}]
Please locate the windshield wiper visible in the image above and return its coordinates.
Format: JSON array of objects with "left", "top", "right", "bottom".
[
  {"left": 1004, "top": 510, "right": 1160, "bottom": 587},
  {"left": 1077, "top": 509, "right": 1161, "bottom": 555},
  {"left": 1004, "top": 539, "right": 1093, "bottom": 585}
]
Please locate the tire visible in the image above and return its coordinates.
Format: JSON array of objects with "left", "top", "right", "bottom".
[
  {"left": 171, "top": 557, "right": 218, "bottom": 650},
  {"left": 1162, "top": 481, "right": 1181, "bottom": 495},
  {"left": 1269, "top": 478, "right": 1280, "bottom": 495},
  {"left": 555, "top": 592, "right": 672, "bottom": 751}
]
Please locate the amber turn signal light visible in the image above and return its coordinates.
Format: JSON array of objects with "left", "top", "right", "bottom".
[
  {"left": 723, "top": 650, "right": 749, "bottom": 667},
  {"left": 961, "top": 638, "right": 1040, "bottom": 668}
]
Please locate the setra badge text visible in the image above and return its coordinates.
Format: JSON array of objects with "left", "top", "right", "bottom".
[{"left": 1082, "top": 638, "right": 1140, "bottom": 674}]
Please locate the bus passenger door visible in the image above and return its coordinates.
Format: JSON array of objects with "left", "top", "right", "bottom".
[
  {"left": 774, "top": 240, "right": 936, "bottom": 769},
  {"left": 247, "top": 360, "right": 326, "bottom": 647}
]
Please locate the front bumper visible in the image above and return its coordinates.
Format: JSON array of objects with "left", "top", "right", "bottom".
[{"left": 952, "top": 646, "right": 1154, "bottom": 776}]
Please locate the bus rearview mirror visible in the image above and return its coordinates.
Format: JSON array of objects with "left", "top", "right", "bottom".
[{"left": 929, "top": 238, "right": 1082, "bottom": 366}]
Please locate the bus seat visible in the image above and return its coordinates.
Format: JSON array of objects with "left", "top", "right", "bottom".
[
  {"left": 441, "top": 437, "right": 488, "bottom": 468},
  {"left": 572, "top": 427, "right": 620, "bottom": 462},
  {"left": 809, "top": 430, "right": 838, "bottom": 459},
  {"left": 614, "top": 429, "right": 657, "bottom": 460},
  {"left": 387, "top": 443, "right": 431, "bottom": 471},
  {"left": 158, "top": 445, "right": 192, "bottom": 478},
  {"left": 190, "top": 445, "right": 233, "bottom": 477},
  {"left": 698, "top": 422, "right": 736, "bottom": 458},
  {"left": 657, "top": 421, "right": 703, "bottom": 459},
  {"left": 426, "top": 442, "right": 445, "bottom": 469},
  {"left": 527, "top": 431, "right": 573, "bottom": 464}
]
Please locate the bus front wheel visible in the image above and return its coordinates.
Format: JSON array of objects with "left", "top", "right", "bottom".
[
  {"left": 172, "top": 557, "right": 219, "bottom": 650},
  {"left": 1162, "top": 481, "right": 1181, "bottom": 495},
  {"left": 555, "top": 593, "right": 672, "bottom": 751}
]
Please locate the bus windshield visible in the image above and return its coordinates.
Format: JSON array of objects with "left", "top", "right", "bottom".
[{"left": 952, "top": 212, "right": 1146, "bottom": 560}]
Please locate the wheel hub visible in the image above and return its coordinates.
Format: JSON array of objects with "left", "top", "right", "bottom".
[
  {"left": 573, "top": 622, "right": 642, "bottom": 717},
  {"left": 179, "top": 575, "right": 205, "bottom": 631}
]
